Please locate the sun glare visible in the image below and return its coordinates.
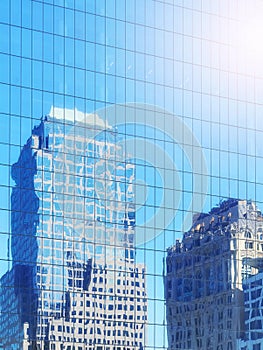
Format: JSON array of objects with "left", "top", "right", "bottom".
[
  {"left": 235, "top": 3, "right": 263, "bottom": 74},
  {"left": 243, "top": 21, "right": 263, "bottom": 56}
]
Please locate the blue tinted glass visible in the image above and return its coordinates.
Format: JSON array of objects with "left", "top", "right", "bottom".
[{"left": 2, "top": 1, "right": 263, "bottom": 349}]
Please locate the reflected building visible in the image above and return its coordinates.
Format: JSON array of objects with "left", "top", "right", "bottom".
[
  {"left": 239, "top": 258, "right": 263, "bottom": 350},
  {"left": 165, "top": 199, "right": 263, "bottom": 350},
  {"left": 0, "top": 108, "right": 147, "bottom": 350}
]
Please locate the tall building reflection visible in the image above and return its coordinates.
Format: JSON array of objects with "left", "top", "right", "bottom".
[
  {"left": 165, "top": 199, "right": 263, "bottom": 350},
  {"left": 0, "top": 109, "right": 147, "bottom": 349}
]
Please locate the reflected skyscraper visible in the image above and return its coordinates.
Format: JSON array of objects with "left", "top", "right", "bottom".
[
  {"left": 0, "top": 109, "right": 147, "bottom": 349},
  {"left": 165, "top": 199, "right": 263, "bottom": 350}
]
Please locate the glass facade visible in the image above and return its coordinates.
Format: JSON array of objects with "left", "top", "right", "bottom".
[{"left": 1, "top": 0, "right": 263, "bottom": 349}]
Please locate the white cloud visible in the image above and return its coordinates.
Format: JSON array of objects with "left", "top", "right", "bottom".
[{"left": 49, "top": 106, "right": 112, "bottom": 129}]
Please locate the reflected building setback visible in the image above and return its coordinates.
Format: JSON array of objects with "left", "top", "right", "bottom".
[
  {"left": 0, "top": 109, "right": 147, "bottom": 350},
  {"left": 165, "top": 199, "right": 263, "bottom": 350}
]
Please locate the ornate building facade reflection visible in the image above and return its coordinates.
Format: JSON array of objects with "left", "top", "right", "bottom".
[
  {"left": 165, "top": 199, "right": 263, "bottom": 350},
  {"left": 0, "top": 109, "right": 147, "bottom": 349}
]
